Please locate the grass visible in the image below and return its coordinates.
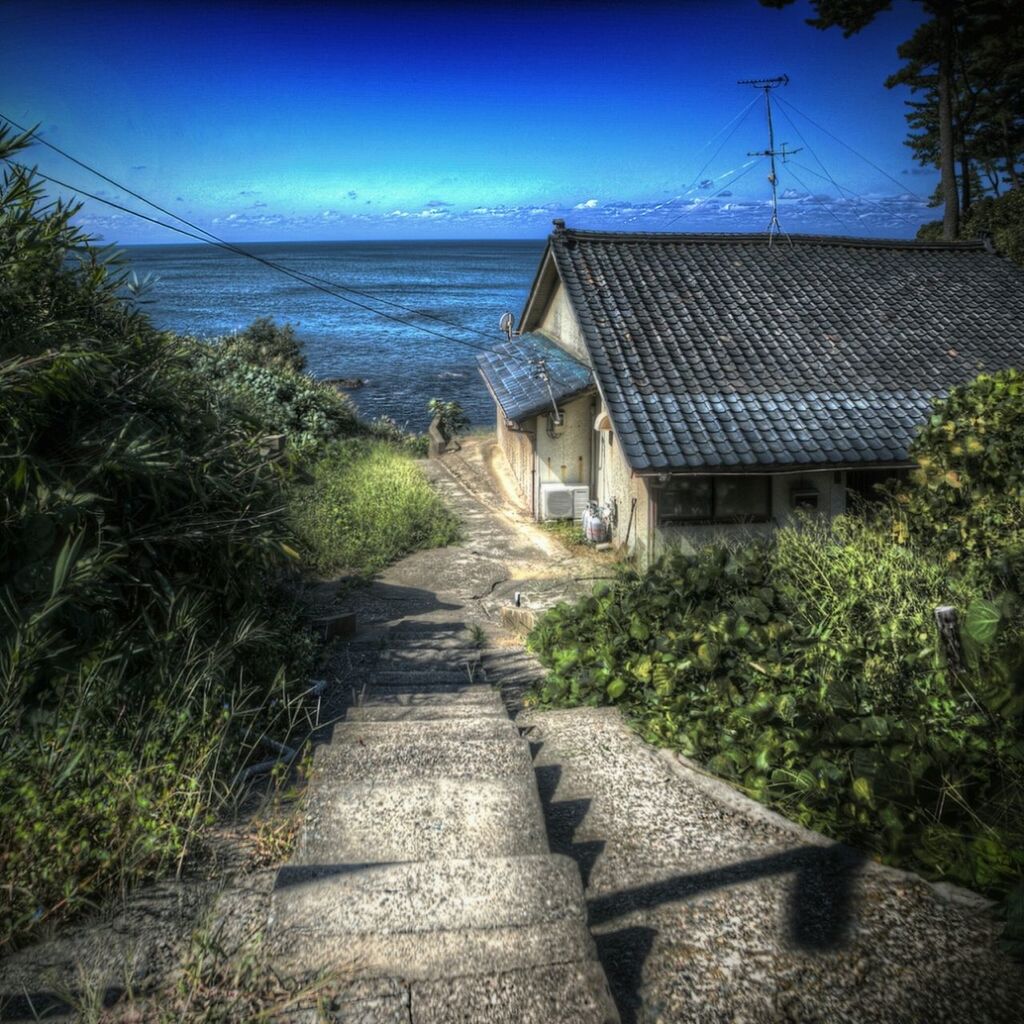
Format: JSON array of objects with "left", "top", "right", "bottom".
[
  {"left": 0, "top": 125, "right": 462, "bottom": 967},
  {"left": 540, "top": 517, "right": 589, "bottom": 551},
  {"left": 289, "top": 438, "right": 460, "bottom": 576}
]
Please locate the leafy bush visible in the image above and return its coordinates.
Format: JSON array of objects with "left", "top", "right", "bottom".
[
  {"left": 963, "top": 189, "right": 1024, "bottom": 269},
  {"left": 528, "top": 517, "right": 1024, "bottom": 902},
  {"left": 288, "top": 439, "right": 460, "bottom": 576},
  {"left": 223, "top": 316, "right": 307, "bottom": 373},
  {"left": 896, "top": 368, "right": 1024, "bottom": 595},
  {"left": 184, "top": 336, "right": 360, "bottom": 458},
  {"left": 0, "top": 127, "right": 316, "bottom": 949},
  {"left": 427, "top": 397, "right": 469, "bottom": 441},
  {"left": 919, "top": 188, "right": 1024, "bottom": 268}
]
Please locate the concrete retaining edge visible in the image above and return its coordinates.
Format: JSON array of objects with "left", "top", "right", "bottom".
[{"left": 602, "top": 710, "right": 997, "bottom": 916}]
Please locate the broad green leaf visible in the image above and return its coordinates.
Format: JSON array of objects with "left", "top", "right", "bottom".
[
  {"left": 964, "top": 599, "right": 1003, "bottom": 646},
  {"left": 852, "top": 777, "right": 874, "bottom": 805}
]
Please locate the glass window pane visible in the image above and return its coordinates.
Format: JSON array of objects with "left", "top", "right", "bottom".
[
  {"left": 715, "top": 477, "right": 770, "bottom": 520},
  {"left": 660, "top": 478, "right": 712, "bottom": 522}
]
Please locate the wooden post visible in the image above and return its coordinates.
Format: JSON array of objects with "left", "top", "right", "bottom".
[{"left": 934, "top": 605, "right": 963, "bottom": 675}]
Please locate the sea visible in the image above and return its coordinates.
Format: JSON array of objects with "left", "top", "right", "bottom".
[{"left": 120, "top": 240, "right": 546, "bottom": 431}]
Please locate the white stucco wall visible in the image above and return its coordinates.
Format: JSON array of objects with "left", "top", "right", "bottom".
[
  {"left": 594, "top": 427, "right": 651, "bottom": 562},
  {"left": 496, "top": 412, "right": 535, "bottom": 512},
  {"left": 535, "top": 393, "right": 594, "bottom": 514},
  {"left": 539, "top": 283, "right": 590, "bottom": 364}
]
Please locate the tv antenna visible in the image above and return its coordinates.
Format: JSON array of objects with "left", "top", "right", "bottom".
[
  {"left": 498, "top": 311, "right": 515, "bottom": 340},
  {"left": 739, "top": 75, "right": 801, "bottom": 243}
]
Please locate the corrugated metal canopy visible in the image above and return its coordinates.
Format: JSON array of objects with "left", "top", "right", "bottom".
[{"left": 477, "top": 331, "right": 593, "bottom": 422}]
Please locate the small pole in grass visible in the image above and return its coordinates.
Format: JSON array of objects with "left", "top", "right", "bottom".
[{"left": 934, "top": 605, "right": 963, "bottom": 675}]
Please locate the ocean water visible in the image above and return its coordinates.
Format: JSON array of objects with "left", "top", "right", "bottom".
[{"left": 121, "top": 240, "right": 546, "bottom": 430}]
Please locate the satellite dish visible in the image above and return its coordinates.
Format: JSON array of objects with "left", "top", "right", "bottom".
[{"left": 498, "top": 311, "right": 515, "bottom": 339}]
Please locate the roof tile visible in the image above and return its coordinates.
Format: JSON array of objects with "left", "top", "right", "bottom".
[{"left": 546, "top": 229, "right": 1024, "bottom": 472}]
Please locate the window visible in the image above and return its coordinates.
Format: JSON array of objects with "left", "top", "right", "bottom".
[
  {"left": 657, "top": 475, "right": 771, "bottom": 525},
  {"left": 846, "top": 468, "right": 909, "bottom": 504}
]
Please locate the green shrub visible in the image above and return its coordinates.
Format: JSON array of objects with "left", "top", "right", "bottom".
[
  {"left": 527, "top": 517, "right": 1024, "bottom": 902},
  {"left": 896, "top": 368, "right": 1024, "bottom": 594},
  {"left": 289, "top": 439, "right": 460, "bottom": 576},
  {"left": 427, "top": 397, "right": 469, "bottom": 442},
  {"left": 183, "top": 336, "right": 360, "bottom": 458},
  {"left": 223, "top": 316, "right": 307, "bottom": 373},
  {"left": 0, "top": 127, "right": 316, "bottom": 949}
]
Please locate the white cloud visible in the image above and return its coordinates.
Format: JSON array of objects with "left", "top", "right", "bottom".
[{"left": 574, "top": 198, "right": 600, "bottom": 209}]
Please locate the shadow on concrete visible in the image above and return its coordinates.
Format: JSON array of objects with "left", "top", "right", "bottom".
[
  {"left": 527, "top": 735, "right": 867, "bottom": 1023},
  {"left": 274, "top": 862, "right": 401, "bottom": 890},
  {"left": 593, "top": 926, "right": 659, "bottom": 1024},
  {"left": 533, "top": 760, "right": 606, "bottom": 890},
  {"left": 587, "top": 843, "right": 866, "bottom": 949}
]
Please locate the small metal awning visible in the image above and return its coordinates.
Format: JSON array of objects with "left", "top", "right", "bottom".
[{"left": 477, "top": 332, "right": 593, "bottom": 422}]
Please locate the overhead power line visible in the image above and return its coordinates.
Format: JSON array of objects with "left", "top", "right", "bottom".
[
  {"left": 786, "top": 160, "right": 927, "bottom": 231},
  {"left": 10, "top": 161, "right": 496, "bottom": 356},
  {"left": 632, "top": 94, "right": 761, "bottom": 224},
  {"left": 660, "top": 157, "right": 765, "bottom": 229},
  {"left": 780, "top": 162, "right": 851, "bottom": 233},
  {"left": 773, "top": 96, "right": 928, "bottom": 202},
  {"left": 0, "top": 112, "right": 499, "bottom": 347}
]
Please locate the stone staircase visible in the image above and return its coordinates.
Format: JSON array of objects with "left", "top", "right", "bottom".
[{"left": 266, "top": 632, "right": 619, "bottom": 1022}]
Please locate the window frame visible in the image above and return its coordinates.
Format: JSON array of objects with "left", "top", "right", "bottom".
[{"left": 656, "top": 474, "right": 772, "bottom": 526}]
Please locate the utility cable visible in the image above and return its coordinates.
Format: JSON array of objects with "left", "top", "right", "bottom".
[
  {"left": 773, "top": 96, "right": 928, "bottom": 201},
  {"left": 773, "top": 102, "right": 923, "bottom": 231},
  {"left": 0, "top": 113, "right": 498, "bottom": 344},
  {"left": 632, "top": 94, "right": 761, "bottom": 223},
  {"left": 786, "top": 159, "right": 926, "bottom": 231},
  {"left": 781, "top": 162, "right": 852, "bottom": 233},
  {"left": 9, "top": 162, "right": 498, "bottom": 356},
  {"left": 660, "top": 157, "right": 764, "bottom": 229}
]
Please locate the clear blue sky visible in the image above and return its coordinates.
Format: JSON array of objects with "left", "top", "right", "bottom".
[{"left": 1, "top": 0, "right": 935, "bottom": 242}]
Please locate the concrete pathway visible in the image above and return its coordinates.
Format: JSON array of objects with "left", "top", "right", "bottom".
[
  {"left": 264, "top": 447, "right": 619, "bottom": 1021},
  {"left": 298, "top": 440, "right": 1023, "bottom": 1024}
]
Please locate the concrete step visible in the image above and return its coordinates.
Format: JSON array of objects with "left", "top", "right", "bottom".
[
  {"left": 311, "top": 732, "right": 534, "bottom": 783},
  {"left": 329, "top": 717, "right": 519, "bottom": 743},
  {"left": 367, "top": 670, "right": 488, "bottom": 687},
  {"left": 345, "top": 704, "right": 508, "bottom": 722},
  {"left": 268, "top": 855, "right": 597, "bottom": 981},
  {"left": 410, "top": 960, "right": 619, "bottom": 1024},
  {"left": 296, "top": 775, "right": 548, "bottom": 863},
  {"left": 345, "top": 685, "right": 504, "bottom": 709},
  {"left": 376, "top": 656, "right": 483, "bottom": 673},
  {"left": 342, "top": 687, "right": 507, "bottom": 724}
]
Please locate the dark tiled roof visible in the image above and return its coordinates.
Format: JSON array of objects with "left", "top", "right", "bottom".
[
  {"left": 477, "top": 331, "right": 592, "bottom": 422},
  {"left": 549, "top": 229, "right": 1024, "bottom": 473}
]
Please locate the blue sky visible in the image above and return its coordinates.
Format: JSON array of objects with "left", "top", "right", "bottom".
[{"left": 1, "top": 0, "right": 936, "bottom": 242}]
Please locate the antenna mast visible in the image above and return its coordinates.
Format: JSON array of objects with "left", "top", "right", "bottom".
[{"left": 738, "top": 75, "right": 800, "bottom": 243}]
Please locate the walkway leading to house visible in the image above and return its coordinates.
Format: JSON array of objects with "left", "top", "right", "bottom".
[
  {"left": 262, "top": 442, "right": 619, "bottom": 1022},
  {"left": 287, "top": 438, "right": 1023, "bottom": 1024}
]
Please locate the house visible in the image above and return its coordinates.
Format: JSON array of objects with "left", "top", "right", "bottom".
[{"left": 477, "top": 221, "right": 1024, "bottom": 564}]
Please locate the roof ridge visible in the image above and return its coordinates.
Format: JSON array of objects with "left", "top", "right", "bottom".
[{"left": 551, "top": 227, "right": 986, "bottom": 251}]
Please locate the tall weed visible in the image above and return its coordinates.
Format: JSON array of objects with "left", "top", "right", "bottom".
[{"left": 288, "top": 439, "right": 460, "bottom": 576}]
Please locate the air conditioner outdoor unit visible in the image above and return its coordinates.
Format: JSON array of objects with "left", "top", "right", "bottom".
[{"left": 540, "top": 483, "right": 590, "bottom": 522}]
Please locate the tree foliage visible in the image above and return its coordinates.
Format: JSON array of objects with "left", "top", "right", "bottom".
[
  {"left": 427, "top": 397, "right": 470, "bottom": 442},
  {"left": 223, "top": 315, "right": 307, "bottom": 374},
  {"left": 0, "top": 125, "right": 314, "bottom": 947},
  {"left": 897, "top": 368, "right": 1024, "bottom": 591},
  {"left": 761, "top": 1, "right": 1024, "bottom": 239}
]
